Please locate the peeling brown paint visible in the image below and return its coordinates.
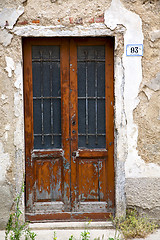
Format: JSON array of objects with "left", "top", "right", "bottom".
[{"left": 23, "top": 37, "right": 114, "bottom": 221}]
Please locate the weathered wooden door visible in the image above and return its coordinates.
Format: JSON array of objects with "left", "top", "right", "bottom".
[{"left": 23, "top": 37, "right": 114, "bottom": 221}]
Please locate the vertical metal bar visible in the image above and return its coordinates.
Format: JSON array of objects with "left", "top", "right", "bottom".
[
  {"left": 97, "top": 160, "right": 100, "bottom": 201},
  {"left": 84, "top": 50, "right": 89, "bottom": 145},
  {"left": 40, "top": 51, "right": 44, "bottom": 145},
  {"left": 95, "top": 50, "right": 98, "bottom": 145},
  {"left": 49, "top": 51, "right": 54, "bottom": 145}
]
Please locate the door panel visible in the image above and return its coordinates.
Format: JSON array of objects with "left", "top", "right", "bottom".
[
  {"left": 23, "top": 38, "right": 71, "bottom": 219},
  {"left": 34, "top": 159, "right": 62, "bottom": 201},
  {"left": 23, "top": 37, "right": 114, "bottom": 221},
  {"left": 70, "top": 38, "right": 114, "bottom": 214},
  {"left": 78, "top": 158, "right": 106, "bottom": 201}
]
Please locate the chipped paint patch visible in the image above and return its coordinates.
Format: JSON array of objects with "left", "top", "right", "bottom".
[
  {"left": 14, "top": 62, "right": 23, "bottom": 152},
  {"left": 0, "top": 29, "right": 13, "bottom": 47},
  {"left": 157, "top": 110, "right": 160, "bottom": 121},
  {"left": 0, "top": 6, "right": 24, "bottom": 30},
  {"left": 150, "top": 30, "right": 160, "bottom": 42},
  {"left": 0, "top": 141, "right": 10, "bottom": 182},
  {"left": 5, "top": 124, "right": 10, "bottom": 131},
  {"left": 3, "top": 124, "right": 10, "bottom": 141},
  {"left": 13, "top": 61, "right": 24, "bottom": 195},
  {"left": 5, "top": 56, "right": 15, "bottom": 78},
  {"left": 1, "top": 94, "right": 7, "bottom": 101},
  {"left": 146, "top": 72, "right": 160, "bottom": 92},
  {"left": 14, "top": 62, "right": 23, "bottom": 94}
]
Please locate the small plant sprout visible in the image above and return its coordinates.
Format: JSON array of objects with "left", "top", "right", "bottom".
[
  {"left": 69, "top": 234, "right": 75, "bottom": 240},
  {"left": 81, "top": 229, "right": 90, "bottom": 240},
  {"left": 5, "top": 183, "right": 36, "bottom": 240},
  {"left": 53, "top": 231, "right": 57, "bottom": 240},
  {"left": 80, "top": 220, "right": 92, "bottom": 240}
]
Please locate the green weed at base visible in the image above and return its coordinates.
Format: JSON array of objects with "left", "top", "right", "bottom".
[
  {"left": 108, "top": 230, "right": 121, "bottom": 240},
  {"left": 111, "top": 208, "right": 158, "bottom": 239},
  {"left": 53, "top": 231, "right": 57, "bottom": 240},
  {"left": 68, "top": 235, "right": 75, "bottom": 240},
  {"left": 80, "top": 229, "right": 90, "bottom": 240},
  {"left": 5, "top": 183, "right": 36, "bottom": 240}
]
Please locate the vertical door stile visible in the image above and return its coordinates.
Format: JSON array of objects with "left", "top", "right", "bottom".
[
  {"left": 23, "top": 38, "right": 34, "bottom": 211},
  {"left": 105, "top": 39, "right": 115, "bottom": 210},
  {"left": 61, "top": 39, "right": 71, "bottom": 211},
  {"left": 69, "top": 39, "right": 78, "bottom": 211}
]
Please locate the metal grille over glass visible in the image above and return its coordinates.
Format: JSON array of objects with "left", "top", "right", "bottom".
[
  {"left": 77, "top": 46, "right": 106, "bottom": 148},
  {"left": 32, "top": 46, "right": 61, "bottom": 149}
]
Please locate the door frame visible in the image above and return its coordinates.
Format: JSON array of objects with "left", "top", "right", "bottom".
[{"left": 23, "top": 37, "right": 114, "bottom": 221}]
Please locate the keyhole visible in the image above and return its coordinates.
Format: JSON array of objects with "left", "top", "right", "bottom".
[{"left": 72, "top": 121, "right": 76, "bottom": 126}]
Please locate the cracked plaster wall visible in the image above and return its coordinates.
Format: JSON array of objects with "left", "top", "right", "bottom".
[
  {"left": 0, "top": 0, "right": 160, "bottom": 228},
  {"left": 0, "top": 3, "right": 24, "bottom": 227},
  {"left": 121, "top": 0, "right": 160, "bottom": 167}
]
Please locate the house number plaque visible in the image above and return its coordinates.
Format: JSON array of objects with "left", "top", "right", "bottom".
[{"left": 126, "top": 44, "right": 143, "bottom": 56}]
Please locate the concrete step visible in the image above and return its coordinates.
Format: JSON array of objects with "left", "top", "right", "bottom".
[
  {"left": 29, "top": 221, "right": 117, "bottom": 240},
  {"left": 1, "top": 221, "right": 119, "bottom": 240}
]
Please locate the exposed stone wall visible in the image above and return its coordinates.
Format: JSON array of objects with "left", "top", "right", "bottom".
[
  {"left": 0, "top": 3, "right": 25, "bottom": 228},
  {"left": 126, "top": 178, "right": 160, "bottom": 222},
  {"left": 0, "top": 0, "right": 160, "bottom": 229},
  {"left": 17, "top": 0, "right": 109, "bottom": 25},
  {"left": 121, "top": 0, "right": 160, "bottom": 219},
  {"left": 0, "top": 33, "right": 24, "bottom": 228},
  {"left": 121, "top": 0, "right": 160, "bottom": 165}
]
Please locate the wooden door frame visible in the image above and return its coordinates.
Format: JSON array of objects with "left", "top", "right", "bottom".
[{"left": 23, "top": 37, "right": 114, "bottom": 221}]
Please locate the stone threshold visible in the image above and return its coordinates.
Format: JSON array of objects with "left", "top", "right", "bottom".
[
  {"left": 28, "top": 221, "right": 116, "bottom": 240},
  {"left": 29, "top": 221, "right": 114, "bottom": 230}
]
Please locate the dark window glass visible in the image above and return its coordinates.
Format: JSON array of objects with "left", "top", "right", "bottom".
[
  {"left": 77, "top": 46, "right": 106, "bottom": 148},
  {"left": 32, "top": 46, "right": 61, "bottom": 149}
]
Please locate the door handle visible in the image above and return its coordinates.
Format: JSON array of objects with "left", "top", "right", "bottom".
[{"left": 72, "top": 151, "right": 77, "bottom": 157}]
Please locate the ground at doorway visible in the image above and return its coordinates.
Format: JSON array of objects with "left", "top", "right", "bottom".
[
  {"left": 0, "top": 222, "right": 160, "bottom": 240},
  {"left": 133, "top": 228, "right": 160, "bottom": 240},
  {"left": 28, "top": 222, "right": 116, "bottom": 240}
]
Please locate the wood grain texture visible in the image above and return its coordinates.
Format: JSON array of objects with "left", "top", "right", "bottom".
[
  {"left": 105, "top": 38, "right": 115, "bottom": 210},
  {"left": 23, "top": 38, "right": 34, "bottom": 211}
]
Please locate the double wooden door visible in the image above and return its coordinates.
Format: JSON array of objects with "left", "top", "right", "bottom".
[{"left": 23, "top": 37, "right": 114, "bottom": 221}]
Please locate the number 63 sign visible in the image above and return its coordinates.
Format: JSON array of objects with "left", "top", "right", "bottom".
[{"left": 126, "top": 44, "right": 143, "bottom": 56}]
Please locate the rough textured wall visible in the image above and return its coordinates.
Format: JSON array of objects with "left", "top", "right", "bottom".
[
  {"left": 0, "top": 2, "right": 25, "bottom": 228},
  {"left": 17, "top": 0, "right": 111, "bottom": 26},
  {"left": 122, "top": 0, "right": 160, "bottom": 221},
  {"left": 0, "top": 35, "right": 24, "bottom": 228},
  {"left": 121, "top": 0, "right": 160, "bottom": 220},
  {"left": 126, "top": 178, "right": 160, "bottom": 222},
  {"left": 121, "top": 0, "right": 160, "bottom": 165}
]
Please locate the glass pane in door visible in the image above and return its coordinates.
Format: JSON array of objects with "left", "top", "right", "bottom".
[
  {"left": 77, "top": 46, "right": 106, "bottom": 148},
  {"left": 32, "top": 46, "right": 61, "bottom": 149}
]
